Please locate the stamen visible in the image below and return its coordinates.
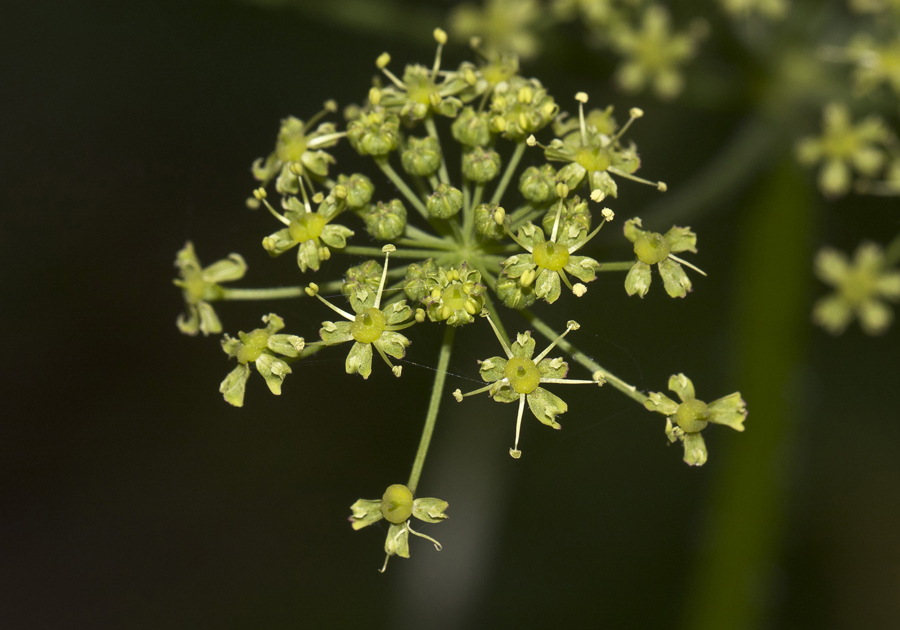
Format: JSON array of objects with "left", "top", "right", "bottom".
[
  {"left": 534, "top": 320, "right": 580, "bottom": 363},
  {"left": 302, "top": 101, "right": 338, "bottom": 133},
  {"left": 376, "top": 52, "right": 407, "bottom": 90},
  {"left": 253, "top": 188, "right": 290, "bottom": 225},
  {"left": 668, "top": 253, "right": 708, "bottom": 276},
  {"left": 540, "top": 378, "right": 603, "bottom": 386},
  {"left": 610, "top": 107, "right": 643, "bottom": 144},
  {"left": 568, "top": 208, "right": 613, "bottom": 253},
  {"left": 373, "top": 245, "right": 396, "bottom": 309},
  {"left": 432, "top": 28, "right": 447, "bottom": 76},
  {"left": 607, "top": 167, "right": 667, "bottom": 191},
  {"left": 480, "top": 310, "right": 513, "bottom": 358},
  {"left": 510, "top": 395, "right": 526, "bottom": 459},
  {"left": 305, "top": 283, "right": 356, "bottom": 321},
  {"left": 453, "top": 384, "right": 493, "bottom": 401},
  {"left": 375, "top": 345, "right": 402, "bottom": 377},
  {"left": 575, "top": 92, "right": 589, "bottom": 146},
  {"left": 503, "top": 225, "right": 534, "bottom": 253},
  {"left": 407, "top": 522, "right": 443, "bottom": 551},
  {"left": 549, "top": 193, "right": 565, "bottom": 243}
]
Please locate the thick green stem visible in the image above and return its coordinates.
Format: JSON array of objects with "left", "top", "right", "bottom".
[
  {"left": 407, "top": 325, "right": 455, "bottom": 494},
  {"left": 339, "top": 245, "right": 443, "bottom": 259},
  {"left": 376, "top": 158, "right": 430, "bottom": 220},
  {"left": 424, "top": 117, "right": 451, "bottom": 186},
  {"left": 221, "top": 285, "right": 312, "bottom": 300},
  {"left": 490, "top": 140, "right": 526, "bottom": 205},
  {"left": 521, "top": 309, "right": 648, "bottom": 405}
]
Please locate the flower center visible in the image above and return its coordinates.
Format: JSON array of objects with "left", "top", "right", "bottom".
[
  {"left": 237, "top": 329, "right": 270, "bottom": 364},
  {"left": 381, "top": 484, "right": 413, "bottom": 524},
  {"left": 675, "top": 398, "right": 710, "bottom": 433},
  {"left": 575, "top": 147, "right": 612, "bottom": 173},
  {"left": 504, "top": 357, "right": 541, "bottom": 394},
  {"left": 441, "top": 283, "right": 469, "bottom": 311},
  {"left": 634, "top": 232, "right": 670, "bottom": 265},
  {"left": 277, "top": 133, "right": 309, "bottom": 163},
  {"left": 532, "top": 241, "right": 570, "bottom": 271},
  {"left": 288, "top": 213, "right": 327, "bottom": 244},
  {"left": 839, "top": 269, "right": 878, "bottom": 305},
  {"left": 351, "top": 308, "right": 386, "bottom": 344}
]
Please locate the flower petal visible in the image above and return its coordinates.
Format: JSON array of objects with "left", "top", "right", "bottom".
[
  {"left": 658, "top": 257, "right": 692, "bottom": 298},
  {"left": 527, "top": 387, "right": 567, "bottom": 428},
  {"left": 346, "top": 341, "right": 373, "bottom": 379},
  {"left": 219, "top": 363, "right": 250, "bottom": 407},
  {"left": 708, "top": 392, "right": 747, "bottom": 431},
  {"left": 625, "top": 261, "right": 652, "bottom": 297},
  {"left": 256, "top": 354, "right": 292, "bottom": 395},
  {"left": 682, "top": 432, "right": 708, "bottom": 466},
  {"left": 668, "top": 373, "right": 696, "bottom": 402},
  {"left": 644, "top": 391, "right": 679, "bottom": 415}
]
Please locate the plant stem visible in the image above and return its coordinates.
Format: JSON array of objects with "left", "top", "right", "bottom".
[
  {"left": 221, "top": 286, "right": 310, "bottom": 300},
  {"left": 521, "top": 309, "right": 648, "bottom": 405},
  {"left": 490, "top": 140, "right": 526, "bottom": 205},
  {"left": 407, "top": 325, "right": 455, "bottom": 494},
  {"left": 376, "top": 157, "right": 430, "bottom": 220},
  {"left": 339, "top": 245, "right": 443, "bottom": 259},
  {"left": 884, "top": 231, "right": 900, "bottom": 266},
  {"left": 424, "top": 116, "right": 451, "bottom": 186}
]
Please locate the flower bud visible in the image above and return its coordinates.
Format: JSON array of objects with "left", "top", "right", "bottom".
[
  {"left": 426, "top": 183, "right": 464, "bottom": 219},
  {"left": 462, "top": 147, "right": 502, "bottom": 183},
  {"left": 336, "top": 173, "right": 375, "bottom": 209},
  {"left": 474, "top": 203, "right": 507, "bottom": 240},
  {"left": 401, "top": 136, "right": 442, "bottom": 177},
  {"left": 451, "top": 107, "right": 493, "bottom": 147},
  {"left": 364, "top": 199, "right": 407, "bottom": 240},
  {"left": 519, "top": 164, "right": 558, "bottom": 203}
]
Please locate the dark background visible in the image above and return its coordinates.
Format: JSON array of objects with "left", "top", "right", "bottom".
[{"left": 2, "top": 1, "right": 898, "bottom": 628}]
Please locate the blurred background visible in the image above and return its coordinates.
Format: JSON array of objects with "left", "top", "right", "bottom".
[{"left": 1, "top": 0, "right": 898, "bottom": 628}]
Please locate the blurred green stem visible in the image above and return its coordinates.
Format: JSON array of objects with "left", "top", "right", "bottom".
[{"left": 682, "top": 159, "right": 814, "bottom": 630}]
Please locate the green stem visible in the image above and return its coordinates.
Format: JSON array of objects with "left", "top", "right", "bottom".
[
  {"left": 490, "top": 140, "right": 526, "bottom": 205},
  {"left": 521, "top": 309, "right": 648, "bottom": 405},
  {"left": 884, "top": 231, "right": 900, "bottom": 266},
  {"left": 407, "top": 325, "right": 455, "bottom": 494},
  {"left": 396, "top": 238, "right": 457, "bottom": 251},
  {"left": 404, "top": 224, "right": 448, "bottom": 247},
  {"left": 376, "top": 158, "right": 430, "bottom": 220},
  {"left": 339, "top": 245, "right": 442, "bottom": 259},
  {"left": 221, "top": 285, "right": 310, "bottom": 300},
  {"left": 424, "top": 117, "right": 451, "bottom": 186}
]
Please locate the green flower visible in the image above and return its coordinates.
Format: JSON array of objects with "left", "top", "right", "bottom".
[
  {"left": 847, "top": 33, "right": 900, "bottom": 98},
  {"left": 258, "top": 188, "right": 354, "bottom": 272},
  {"left": 251, "top": 107, "right": 343, "bottom": 186},
  {"left": 455, "top": 314, "right": 602, "bottom": 458},
  {"left": 552, "top": 0, "right": 623, "bottom": 26},
  {"left": 449, "top": 0, "right": 542, "bottom": 60},
  {"left": 500, "top": 188, "right": 610, "bottom": 306},
  {"left": 373, "top": 31, "right": 482, "bottom": 122},
  {"left": 540, "top": 94, "right": 665, "bottom": 202},
  {"left": 849, "top": 0, "right": 900, "bottom": 13},
  {"left": 309, "top": 246, "right": 414, "bottom": 379},
  {"left": 609, "top": 5, "right": 705, "bottom": 100},
  {"left": 623, "top": 217, "right": 704, "bottom": 298},
  {"left": 219, "top": 313, "right": 305, "bottom": 407},
  {"left": 812, "top": 242, "right": 900, "bottom": 335},
  {"left": 347, "top": 105, "right": 402, "bottom": 157},
  {"left": 796, "top": 103, "right": 888, "bottom": 197},
  {"left": 173, "top": 241, "right": 247, "bottom": 336},
  {"left": 644, "top": 373, "right": 747, "bottom": 466},
  {"left": 349, "top": 483, "right": 449, "bottom": 572}
]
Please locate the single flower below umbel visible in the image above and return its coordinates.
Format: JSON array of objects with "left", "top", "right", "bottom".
[
  {"left": 349, "top": 483, "right": 449, "bottom": 572},
  {"left": 812, "top": 241, "right": 900, "bottom": 335},
  {"left": 454, "top": 312, "right": 603, "bottom": 458},
  {"left": 644, "top": 373, "right": 746, "bottom": 466}
]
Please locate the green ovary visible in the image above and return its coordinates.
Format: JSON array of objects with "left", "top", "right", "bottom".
[
  {"left": 289, "top": 213, "right": 327, "bottom": 244},
  {"left": 407, "top": 84, "right": 435, "bottom": 105},
  {"left": 351, "top": 308, "right": 386, "bottom": 344},
  {"left": 839, "top": 270, "right": 877, "bottom": 305},
  {"left": 575, "top": 147, "right": 612, "bottom": 173},
  {"left": 237, "top": 329, "right": 270, "bottom": 364},
  {"left": 381, "top": 484, "right": 414, "bottom": 523},
  {"left": 504, "top": 357, "right": 541, "bottom": 394},
  {"left": 634, "top": 232, "right": 670, "bottom": 265},
  {"left": 441, "top": 284, "right": 469, "bottom": 311},
  {"left": 532, "top": 241, "right": 570, "bottom": 271},
  {"left": 676, "top": 398, "right": 710, "bottom": 433}
]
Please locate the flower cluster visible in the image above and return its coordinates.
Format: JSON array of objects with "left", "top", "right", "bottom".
[{"left": 173, "top": 29, "right": 747, "bottom": 570}]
